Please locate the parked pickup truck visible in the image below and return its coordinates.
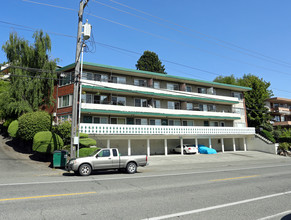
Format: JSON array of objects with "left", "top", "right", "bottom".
[{"left": 66, "top": 148, "right": 148, "bottom": 176}]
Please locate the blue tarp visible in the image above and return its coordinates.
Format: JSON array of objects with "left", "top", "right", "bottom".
[{"left": 198, "top": 145, "right": 217, "bottom": 154}]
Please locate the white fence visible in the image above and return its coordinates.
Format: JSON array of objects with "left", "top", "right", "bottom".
[{"left": 80, "top": 123, "right": 255, "bottom": 135}]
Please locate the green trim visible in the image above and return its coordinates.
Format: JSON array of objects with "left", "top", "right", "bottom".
[
  {"left": 82, "top": 85, "right": 238, "bottom": 104},
  {"left": 58, "top": 62, "right": 251, "bottom": 91},
  {"left": 81, "top": 108, "right": 240, "bottom": 120}
]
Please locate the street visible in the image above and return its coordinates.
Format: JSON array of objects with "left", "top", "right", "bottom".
[{"left": 1, "top": 141, "right": 291, "bottom": 220}]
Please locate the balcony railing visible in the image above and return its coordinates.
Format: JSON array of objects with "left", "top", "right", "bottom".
[{"left": 80, "top": 123, "right": 255, "bottom": 135}]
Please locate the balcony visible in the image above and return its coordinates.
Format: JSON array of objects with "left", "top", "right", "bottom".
[
  {"left": 273, "top": 121, "right": 291, "bottom": 127},
  {"left": 80, "top": 123, "right": 255, "bottom": 136},
  {"left": 271, "top": 107, "right": 291, "bottom": 115}
]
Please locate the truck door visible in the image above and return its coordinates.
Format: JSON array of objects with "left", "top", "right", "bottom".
[
  {"left": 93, "top": 149, "right": 113, "bottom": 169},
  {"left": 111, "top": 149, "right": 119, "bottom": 169}
]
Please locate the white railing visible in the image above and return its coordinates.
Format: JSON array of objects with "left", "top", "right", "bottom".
[{"left": 80, "top": 123, "right": 255, "bottom": 135}]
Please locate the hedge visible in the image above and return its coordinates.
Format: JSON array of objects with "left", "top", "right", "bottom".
[
  {"left": 79, "top": 147, "right": 100, "bottom": 157},
  {"left": 18, "top": 111, "right": 51, "bottom": 141},
  {"left": 8, "top": 120, "right": 18, "bottom": 138},
  {"left": 79, "top": 138, "right": 96, "bottom": 148},
  {"left": 33, "top": 131, "right": 64, "bottom": 154},
  {"left": 79, "top": 133, "right": 89, "bottom": 138},
  {"left": 53, "top": 121, "right": 71, "bottom": 145}
]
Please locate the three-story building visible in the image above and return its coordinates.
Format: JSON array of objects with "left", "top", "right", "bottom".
[{"left": 55, "top": 62, "right": 255, "bottom": 156}]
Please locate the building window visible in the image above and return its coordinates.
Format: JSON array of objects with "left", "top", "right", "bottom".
[
  {"left": 167, "top": 83, "right": 179, "bottom": 91},
  {"left": 135, "top": 118, "right": 148, "bottom": 125},
  {"left": 83, "top": 116, "right": 92, "bottom": 123},
  {"left": 149, "top": 119, "right": 161, "bottom": 126},
  {"left": 59, "top": 114, "right": 72, "bottom": 122},
  {"left": 220, "top": 122, "right": 225, "bottom": 127},
  {"left": 231, "top": 92, "right": 243, "bottom": 100},
  {"left": 134, "top": 79, "right": 147, "bottom": 87},
  {"left": 207, "top": 87, "right": 216, "bottom": 95},
  {"left": 198, "top": 87, "right": 207, "bottom": 94},
  {"left": 169, "top": 119, "right": 181, "bottom": 126},
  {"left": 186, "top": 86, "right": 192, "bottom": 92},
  {"left": 187, "top": 103, "right": 193, "bottom": 110},
  {"left": 199, "top": 104, "right": 208, "bottom": 112},
  {"left": 112, "top": 76, "right": 126, "bottom": 84},
  {"left": 112, "top": 96, "right": 126, "bottom": 106},
  {"left": 82, "top": 72, "right": 108, "bottom": 82},
  {"left": 210, "top": 121, "right": 219, "bottom": 126},
  {"left": 59, "top": 72, "right": 74, "bottom": 86},
  {"left": 58, "top": 95, "right": 72, "bottom": 108},
  {"left": 153, "top": 81, "right": 160, "bottom": 89},
  {"left": 81, "top": 94, "right": 92, "bottom": 103},
  {"left": 182, "top": 120, "right": 194, "bottom": 126},
  {"left": 168, "top": 101, "right": 180, "bottom": 110},
  {"left": 111, "top": 117, "right": 126, "bottom": 124},
  {"left": 93, "top": 117, "right": 108, "bottom": 124},
  {"left": 207, "top": 104, "right": 216, "bottom": 112},
  {"left": 93, "top": 95, "right": 109, "bottom": 104},
  {"left": 153, "top": 100, "right": 161, "bottom": 108},
  {"left": 204, "top": 121, "right": 209, "bottom": 126},
  {"left": 134, "top": 98, "right": 147, "bottom": 107},
  {"left": 273, "top": 115, "right": 280, "bottom": 122}
]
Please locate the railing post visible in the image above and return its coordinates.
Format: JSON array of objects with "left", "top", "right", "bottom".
[
  {"left": 164, "top": 139, "right": 168, "bottom": 156},
  {"left": 128, "top": 139, "right": 131, "bottom": 156},
  {"left": 233, "top": 138, "right": 236, "bottom": 152},
  {"left": 221, "top": 138, "right": 224, "bottom": 153},
  {"left": 147, "top": 139, "right": 150, "bottom": 157}
]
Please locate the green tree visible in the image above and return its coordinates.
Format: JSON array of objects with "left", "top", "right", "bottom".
[
  {"left": 1, "top": 31, "right": 58, "bottom": 118},
  {"left": 214, "top": 74, "right": 273, "bottom": 128},
  {"left": 136, "top": 50, "right": 166, "bottom": 74}
]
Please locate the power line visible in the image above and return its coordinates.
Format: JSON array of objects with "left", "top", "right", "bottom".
[
  {"left": 92, "top": 0, "right": 291, "bottom": 69},
  {"left": 109, "top": 0, "right": 291, "bottom": 67}
]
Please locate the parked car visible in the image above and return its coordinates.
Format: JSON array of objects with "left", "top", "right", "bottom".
[
  {"left": 66, "top": 148, "right": 148, "bottom": 176},
  {"left": 173, "top": 144, "right": 198, "bottom": 154},
  {"left": 197, "top": 145, "right": 217, "bottom": 154}
]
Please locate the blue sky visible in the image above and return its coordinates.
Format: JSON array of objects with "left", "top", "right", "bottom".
[{"left": 1, "top": 0, "right": 291, "bottom": 97}]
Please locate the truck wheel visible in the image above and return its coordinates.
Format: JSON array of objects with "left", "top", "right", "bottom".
[
  {"left": 126, "top": 162, "right": 137, "bottom": 174},
  {"left": 79, "top": 164, "right": 92, "bottom": 176}
]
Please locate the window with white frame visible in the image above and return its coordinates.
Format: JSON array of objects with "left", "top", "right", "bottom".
[
  {"left": 153, "top": 81, "right": 160, "bottom": 89},
  {"left": 187, "top": 103, "right": 193, "bottom": 110},
  {"left": 169, "top": 119, "right": 181, "bottom": 126},
  {"left": 231, "top": 92, "right": 243, "bottom": 100},
  {"left": 112, "top": 76, "right": 126, "bottom": 84},
  {"left": 112, "top": 96, "right": 126, "bottom": 106},
  {"left": 134, "top": 79, "right": 147, "bottom": 87},
  {"left": 59, "top": 114, "right": 72, "bottom": 122},
  {"left": 153, "top": 100, "right": 161, "bottom": 108},
  {"left": 81, "top": 94, "right": 92, "bottom": 103},
  {"left": 210, "top": 121, "right": 219, "bottom": 126},
  {"left": 167, "top": 83, "right": 179, "bottom": 91},
  {"left": 134, "top": 98, "right": 147, "bottom": 107},
  {"left": 186, "top": 86, "right": 192, "bottom": 92},
  {"left": 168, "top": 101, "right": 180, "bottom": 109},
  {"left": 93, "top": 116, "right": 108, "bottom": 124},
  {"left": 93, "top": 95, "right": 109, "bottom": 104},
  {"left": 198, "top": 87, "right": 207, "bottom": 94},
  {"left": 111, "top": 117, "right": 126, "bottom": 124},
  {"left": 182, "top": 120, "right": 194, "bottom": 126},
  {"left": 220, "top": 121, "right": 225, "bottom": 127},
  {"left": 149, "top": 119, "right": 161, "bottom": 125},
  {"left": 58, "top": 95, "right": 72, "bottom": 108},
  {"left": 199, "top": 104, "right": 208, "bottom": 111},
  {"left": 135, "top": 118, "right": 148, "bottom": 125},
  {"left": 59, "top": 72, "right": 74, "bottom": 86}
]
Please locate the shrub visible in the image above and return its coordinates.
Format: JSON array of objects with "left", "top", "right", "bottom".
[
  {"left": 278, "top": 142, "right": 290, "bottom": 151},
  {"left": 53, "top": 121, "right": 71, "bottom": 145},
  {"left": 260, "top": 122, "right": 273, "bottom": 132},
  {"left": 33, "top": 131, "right": 64, "bottom": 154},
  {"left": 79, "top": 138, "right": 96, "bottom": 148},
  {"left": 3, "top": 118, "right": 14, "bottom": 127},
  {"left": 8, "top": 120, "right": 18, "bottom": 138},
  {"left": 79, "top": 133, "right": 88, "bottom": 138},
  {"left": 18, "top": 111, "right": 51, "bottom": 141},
  {"left": 260, "top": 129, "right": 275, "bottom": 143},
  {"left": 79, "top": 147, "right": 100, "bottom": 157}
]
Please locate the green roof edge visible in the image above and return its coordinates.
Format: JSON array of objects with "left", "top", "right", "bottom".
[
  {"left": 82, "top": 85, "right": 238, "bottom": 104},
  {"left": 58, "top": 62, "right": 252, "bottom": 91},
  {"left": 81, "top": 108, "right": 240, "bottom": 120}
]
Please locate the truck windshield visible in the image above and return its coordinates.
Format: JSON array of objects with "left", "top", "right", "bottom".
[{"left": 89, "top": 149, "right": 101, "bottom": 156}]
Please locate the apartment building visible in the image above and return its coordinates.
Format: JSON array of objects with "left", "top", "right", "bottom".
[
  {"left": 266, "top": 97, "right": 291, "bottom": 128},
  {"left": 55, "top": 62, "right": 255, "bottom": 156}
]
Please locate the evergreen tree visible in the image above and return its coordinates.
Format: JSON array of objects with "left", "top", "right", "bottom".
[
  {"left": 2, "top": 31, "right": 58, "bottom": 118},
  {"left": 136, "top": 50, "right": 166, "bottom": 74}
]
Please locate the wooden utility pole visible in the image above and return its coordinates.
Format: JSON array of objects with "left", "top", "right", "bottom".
[{"left": 71, "top": 0, "right": 89, "bottom": 158}]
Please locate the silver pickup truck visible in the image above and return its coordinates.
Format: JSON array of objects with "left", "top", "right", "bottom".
[{"left": 66, "top": 148, "right": 148, "bottom": 176}]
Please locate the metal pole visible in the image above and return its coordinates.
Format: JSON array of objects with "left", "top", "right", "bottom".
[{"left": 71, "top": 0, "right": 88, "bottom": 158}]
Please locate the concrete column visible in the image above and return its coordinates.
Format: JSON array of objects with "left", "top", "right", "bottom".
[
  {"left": 221, "top": 138, "right": 224, "bottom": 153},
  {"left": 107, "top": 139, "right": 110, "bottom": 149},
  {"left": 128, "top": 139, "right": 131, "bottom": 156},
  {"left": 164, "top": 139, "right": 168, "bottom": 156},
  {"left": 243, "top": 138, "right": 247, "bottom": 151},
  {"left": 147, "top": 139, "right": 150, "bottom": 157},
  {"left": 209, "top": 138, "right": 212, "bottom": 148},
  {"left": 233, "top": 138, "right": 236, "bottom": 152},
  {"left": 195, "top": 138, "right": 198, "bottom": 147},
  {"left": 180, "top": 137, "right": 183, "bottom": 155}
]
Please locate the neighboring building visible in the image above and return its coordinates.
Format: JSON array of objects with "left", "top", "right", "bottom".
[
  {"left": 55, "top": 62, "right": 255, "bottom": 156},
  {"left": 266, "top": 97, "right": 291, "bottom": 128}
]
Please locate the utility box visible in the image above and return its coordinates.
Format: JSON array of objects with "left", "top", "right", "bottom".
[
  {"left": 53, "top": 150, "right": 68, "bottom": 168},
  {"left": 83, "top": 20, "right": 91, "bottom": 40}
]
